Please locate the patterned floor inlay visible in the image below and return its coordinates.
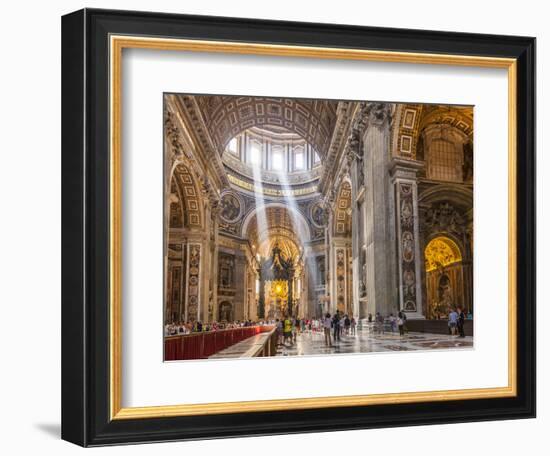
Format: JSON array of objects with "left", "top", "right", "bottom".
[{"left": 272, "top": 328, "right": 473, "bottom": 358}]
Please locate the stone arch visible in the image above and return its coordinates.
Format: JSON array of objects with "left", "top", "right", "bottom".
[
  {"left": 171, "top": 163, "right": 205, "bottom": 229},
  {"left": 241, "top": 202, "right": 311, "bottom": 243},
  {"left": 424, "top": 236, "right": 462, "bottom": 272},
  {"left": 168, "top": 176, "right": 185, "bottom": 229},
  {"left": 423, "top": 235, "right": 469, "bottom": 319},
  {"left": 419, "top": 183, "right": 473, "bottom": 208}
]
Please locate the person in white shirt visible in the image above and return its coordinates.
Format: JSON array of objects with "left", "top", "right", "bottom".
[{"left": 323, "top": 313, "right": 332, "bottom": 346}]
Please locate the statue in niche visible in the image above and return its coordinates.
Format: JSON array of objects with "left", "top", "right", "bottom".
[
  {"left": 317, "top": 257, "right": 326, "bottom": 285},
  {"left": 438, "top": 274, "right": 453, "bottom": 311},
  {"left": 207, "top": 291, "right": 214, "bottom": 320},
  {"left": 220, "top": 193, "right": 241, "bottom": 222},
  {"left": 359, "top": 279, "right": 367, "bottom": 298},
  {"left": 219, "top": 302, "right": 233, "bottom": 322},
  {"left": 219, "top": 254, "right": 235, "bottom": 288},
  {"left": 462, "top": 141, "right": 474, "bottom": 182}
]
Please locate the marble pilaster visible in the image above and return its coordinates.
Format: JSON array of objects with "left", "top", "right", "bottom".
[
  {"left": 362, "top": 102, "right": 399, "bottom": 317},
  {"left": 391, "top": 158, "right": 425, "bottom": 319}
]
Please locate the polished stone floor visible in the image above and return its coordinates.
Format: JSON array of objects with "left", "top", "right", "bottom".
[{"left": 275, "top": 327, "right": 473, "bottom": 357}]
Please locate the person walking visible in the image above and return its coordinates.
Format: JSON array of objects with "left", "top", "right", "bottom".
[
  {"left": 323, "top": 313, "right": 332, "bottom": 346},
  {"left": 350, "top": 316, "right": 357, "bottom": 336}
]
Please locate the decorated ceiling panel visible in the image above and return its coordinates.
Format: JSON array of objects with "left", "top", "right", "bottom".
[
  {"left": 334, "top": 181, "right": 352, "bottom": 236},
  {"left": 172, "top": 163, "right": 203, "bottom": 229}
]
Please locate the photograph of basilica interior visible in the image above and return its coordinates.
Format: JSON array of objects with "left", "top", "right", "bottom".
[{"left": 163, "top": 94, "right": 474, "bottom": 361}]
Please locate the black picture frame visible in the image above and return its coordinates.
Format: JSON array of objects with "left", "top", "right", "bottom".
[{"left": 62, "top": 8, "right": 536, "bottom": 447}]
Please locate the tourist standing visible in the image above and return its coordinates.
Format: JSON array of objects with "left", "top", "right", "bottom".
[
  {"left": 332, "top": 312, "right": 341, "bottom": 342},
  {"left": 276, "top": 319, "right": 283, "bottom": 345},
  {"left": 397, "top": 314, "right": 405, "bottom": 336},
  {"left": 389, "top": 314, "right": 397, "bottom": 333},
  {"left": 344, "top": 315, "right": 351, "bottom": 335},
  {"left": 283, "top": 316, "right": 293, "bottom": 345},
  {"left": 350, "top": 316, "right": 357, "bottom": 336},
  {"left": 457, "top": 307, "right": 466, "bottom": 338},
  {"left": 292, "top": 317, "right": 298, "bottom": 343},
  {"left": 323, "top": 313, "right": 332, "bottom": 346},
  {"left": 375, "top": 312, "right": 384, "bottom": 334},
  {"left": 398, "top": 310, "right": 407, "bottom": 335},
  {"left": 448, "top": 308, "right": 458, "bottom": 335}
]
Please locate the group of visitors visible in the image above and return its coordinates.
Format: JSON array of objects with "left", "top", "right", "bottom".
[
  {"left": 367, "top": 311, "right": 408, "bottom": 336},
  {"left": 447, "top": 307, "right": 467, "bottom": 338},
  {"left": 164, "top": 319, "right": 265, "bottom": 336},
  {"left": 274, "top": 316, "right": 305, "bottom": 346},
  {"left": 321, "top": 311, "right": 357, "bottom": 347}
]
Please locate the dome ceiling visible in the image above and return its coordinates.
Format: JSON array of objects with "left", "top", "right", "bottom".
[
  {"left": 195, "top": 96, "right": 338, "bottom": 157},
  {"left": 221, "top": 125, "right": 322, "bottom": 192}
]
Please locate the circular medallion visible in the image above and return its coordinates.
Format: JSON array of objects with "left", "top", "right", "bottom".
[
  {"left": 310, "top": 202, "right": 326, "bottom": 228},
  {"left": 220, "top": 192, "right": 242, "bottom": 223}
]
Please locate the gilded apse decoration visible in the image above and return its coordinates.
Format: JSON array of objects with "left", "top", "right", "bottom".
[{"left": 424, "top": 237, "right": 462, "bottom": 272}]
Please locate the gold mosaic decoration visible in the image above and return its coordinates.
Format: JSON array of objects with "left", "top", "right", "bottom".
[{"left": 424, "top": 236, "right": 462, "bottom": 272}]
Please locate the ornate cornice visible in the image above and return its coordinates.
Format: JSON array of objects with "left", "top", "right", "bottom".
[
  {"left": 318, "top": 101, "right": 357, "bottom": 195},
  {"left": 172, "top": 95, "right": 229, "bottom": 190}
]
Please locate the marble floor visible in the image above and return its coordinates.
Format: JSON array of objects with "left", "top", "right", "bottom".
[{"left": 275, "top": 327, "right": 473, "bottom": 357}]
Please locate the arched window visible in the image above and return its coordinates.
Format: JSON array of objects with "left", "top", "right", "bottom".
[
  {"left": 248, "top": 141, "right": 262, "bottom": 166},
  {"left": 427, "top": 138, "right": 463, "bottom": 182},
  {"left": 313, "top": 150, "right": 321, "bottom": 166},
  {"left": 271, "top": 146, "right": 285, "bottom": 171},
  {"left": 226, "top": 137, "right": 238, "bottom": 156},
  {"left": 292, "top": 145, "right": 305, "bottom": 171}
]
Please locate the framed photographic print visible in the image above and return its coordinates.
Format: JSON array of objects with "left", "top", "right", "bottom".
[{"left": 61, "top": 8, "right": 536, "bottom": 447}]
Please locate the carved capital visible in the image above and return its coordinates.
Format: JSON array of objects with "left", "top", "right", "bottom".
[
  {"left": 164, "top": 111, "right": 184, "bottom": 160},
  {"left": 365, "top": 102, "right": 393, "bottom": 128}
]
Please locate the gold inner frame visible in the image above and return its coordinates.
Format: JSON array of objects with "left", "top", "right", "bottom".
[{"left": 109, "top": 35, "right": 517, "bottom": 420}]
